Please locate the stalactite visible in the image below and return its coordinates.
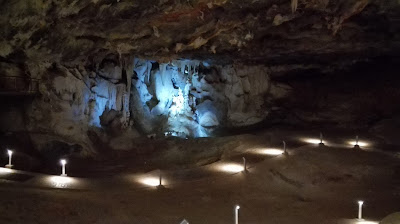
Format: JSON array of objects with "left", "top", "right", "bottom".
[
  {"left": 146, "top": 61, "right": 151, "bottom": 84},
  {"left": 121, "top": 55, "right": 134, "bottom": 127},
  {"left": 160, "top": 63, "right": 167, "bottom": 86}
]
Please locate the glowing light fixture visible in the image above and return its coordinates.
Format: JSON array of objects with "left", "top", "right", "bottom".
[
  {"left": 6, "top": 149, "right": 13, "bottom": 168},
  {"left": 242, "top": 157, "right": 247, "bottom": 173},
  {"left": 220, "top": 164, "right": 244, "bottom": 173},
  {"left": 180, "top": 219, "right": 189, "bottom": 224},
  {"left": 354, "top": 135, "right": 360, "bottom": 149},
  {"left": 283, "top": 141, "right": 288, "bottom": 155},
  {"left": 60, "top": 159, "right": 67, "bottom": 176},
  {"left": 139, "top": 170, "right": 164, "bottom": 187},
  {"left": 349, "top": 141, "right": 369, "bottom": 147},
  {"left": 349, "top": 139, "right": 369, "bottom": 148},
  {"left": 159, "top": 170, "right": 162, "bottom": 186},
  {"left": 319, "top": 132, "right": 325, "bottom": 146},
  {"left": 234, "top": 205, "right": 240, "bottom": 224},
  {"left": 358, "top": 200, "right": 364, "bottom": 220}
]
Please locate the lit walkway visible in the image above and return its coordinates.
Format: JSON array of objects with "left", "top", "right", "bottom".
[
  {"left": 0, "top": 134, "right": 396, "bottom": 224},
  {"left": 0, "top": 147, "right": 286, "bottom": 190}
]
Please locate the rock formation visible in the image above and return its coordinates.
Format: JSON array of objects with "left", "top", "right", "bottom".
[{"left": 0, "top": 0, "right": 400, "bottom": 157}]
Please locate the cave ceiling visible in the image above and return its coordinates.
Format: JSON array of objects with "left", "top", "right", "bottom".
[{"left": 1, "top": 0, "right": 400, "bottom": 72}]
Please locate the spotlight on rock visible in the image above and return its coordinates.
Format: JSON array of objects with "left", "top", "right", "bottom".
[
  {"left": 60, "top": 159, "right": 67, "bottom": 176},
  {"left": 5, "top": 149, "right": 13, "bottom": 168}
]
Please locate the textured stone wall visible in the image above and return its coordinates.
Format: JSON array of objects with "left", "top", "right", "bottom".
[
  {"left": 130, "top": 58, "right": 290, "bottom": 137},
  {"left": 0, "top": 57, "right": 289, "bottom": 157}
]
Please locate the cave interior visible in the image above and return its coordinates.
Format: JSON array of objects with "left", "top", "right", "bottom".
[{"left": 0, "top": 0, "right": 400, "bottom": 223}]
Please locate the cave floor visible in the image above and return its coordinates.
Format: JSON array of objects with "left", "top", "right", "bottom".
[{"left": 0, "top": 131, "right": 399, "bottom": 224}]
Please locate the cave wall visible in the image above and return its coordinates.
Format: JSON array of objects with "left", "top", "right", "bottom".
[
  {"left": 271, "top": 57, "right": 400, "bottom": 129},
  {"left": 0, "top": 56, "right": 289, "bottom": 156},
  {"left": 0, "top": 0, "right": 399, "bottom": 165},
  {"left": 2, "top": 56, "right": 400, "bottom": 159},
  {"left": 130, "top": 58, "right": 290, "bottom": 137},
  {"left": 0, "top": 54, "right": 135, "bottom": 157}
]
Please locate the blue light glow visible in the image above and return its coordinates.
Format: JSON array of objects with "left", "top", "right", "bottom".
[{"left": 131, "top": 58, "right": 220, "bottom": 138}]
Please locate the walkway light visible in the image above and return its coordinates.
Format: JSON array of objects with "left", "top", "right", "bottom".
[
  {"left": 234, "top": 205, "right": 240, "bottom": 224},
  {"left": 6, "top": 150, "right": 13, "bottom": 168},
  {"left": 354, "top": 135, "right": 360, "bottom": 149},
  {"left": 319, "top": 132, "right": 324, "bottom": 146},
  {"left": 283, "top": 141, "right": 288, "bottom": 155},
  {"left": 138, "top": 170, "right": 166, "bottom": 188},
  {"left": 358, "top": 200, "right": 364, "bottom": 220},
  {"left": 159, "top": 170, "right": 162, "bottom": 187},
  {"left": 180, "top": 219, "right": 189, "bottom": 224},
  {"left": 60, "top": 159, "right": 67, "bottom": 176},
  {"left": 242, "top": 157, "right": 247, "bottom": 173}
]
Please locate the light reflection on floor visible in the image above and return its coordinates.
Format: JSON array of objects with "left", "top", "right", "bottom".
[
  {"left": 355, "top": 220, "right": 378, "bottom": 224},
  {"left": 48, "top": 176, "right": 74, "bottom": 188},
  {"left": 348, "top": 141, "right": 370, "bottom": 147},
  {"left": 0, "top": 167, "right": 13, "bottom": 174},
  {"left": 254, "top": 148, "right": 284, "bottom": 155},
  {"left": 139, "top": 177, "right": 161, "bottom": 187},
  {"left": 218, "top": 163, "right": 244, "bottom": 173},
  {"left": 301, "top": 138, "right": 325, "bottom": 145}
]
